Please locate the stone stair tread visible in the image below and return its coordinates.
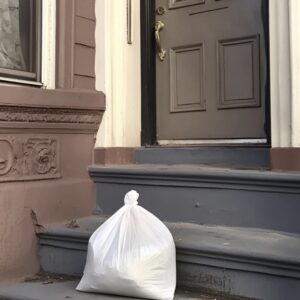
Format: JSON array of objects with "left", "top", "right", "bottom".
[
  {"left": 41, "top": 216, "right": 300, "bottom": 268},
  {"left": 0, "top": 280, "right": 235, "bottom": 300},
  {"left": 89, "top": 163, "right": 300, "bottom": 181}
]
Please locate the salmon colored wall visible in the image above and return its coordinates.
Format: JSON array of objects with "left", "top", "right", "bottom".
[
  {"left": 0, "top": 134, "right": 96, "bottom": 287},
  {"left": 0, "top": 0, "right": 103, "bottom": 287}
]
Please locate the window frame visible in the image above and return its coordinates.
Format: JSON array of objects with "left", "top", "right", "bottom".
[{"left": 0, "top": 0, "right": 42, "bottom": 86}]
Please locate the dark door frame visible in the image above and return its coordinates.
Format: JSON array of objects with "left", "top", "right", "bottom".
[
  {"left": 140, "top": 0, "right": 271, "bottom": 146},
  {"left": 140, "top": 0, "right": 157, "bottom": 145}
]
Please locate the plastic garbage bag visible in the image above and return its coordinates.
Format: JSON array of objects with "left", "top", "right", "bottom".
[{"left": 76, "top": 190, "right": 176, "bottom": 300}]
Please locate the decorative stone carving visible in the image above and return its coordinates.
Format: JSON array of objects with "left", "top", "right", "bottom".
[
  {"left": 0, "top": 106, "right": 102, "bottom": 126},
  {"left": 0, "top": 136, "right": 60, "bottom": 182},
  {"left": 0, "top": 140, "right": 13, "bottom": 176}
]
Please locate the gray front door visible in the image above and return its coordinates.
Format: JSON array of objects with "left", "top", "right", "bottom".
[{"left": 155, "top": 0, "right": 267, "bottom": 141}]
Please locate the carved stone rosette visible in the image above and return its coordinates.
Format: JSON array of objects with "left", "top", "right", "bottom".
[{"left": 0, "top": 136, "right": 60, "bottom": 182}]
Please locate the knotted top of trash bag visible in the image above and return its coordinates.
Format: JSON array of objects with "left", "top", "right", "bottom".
[{"left": 124, "top": 190, "right": 139, "bottom": 206}]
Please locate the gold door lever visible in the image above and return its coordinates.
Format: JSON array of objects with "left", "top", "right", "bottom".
[{"left": 155, "top": 21, "right": 167, "bottom": 61}]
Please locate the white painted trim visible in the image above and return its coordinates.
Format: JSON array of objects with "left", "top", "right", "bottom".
[
  {"left": 95, "top": 0, "right": 141, "bottom": 147},
  {"left": 158, "top": 139, "right": 267, "bottom": 146},
  {"left": 289, "top": 0, "right": 300, "bottom": 147},
  {"left": 41, "top": 0, "right": 56, "bottom": 89},
  {"left": 269, "top": 1, "right": 291, "bottom": 147}
]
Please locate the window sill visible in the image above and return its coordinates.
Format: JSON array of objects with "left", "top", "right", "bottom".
[
  {"left": 0, "top": 84, "right": 105, "bottom": 110},
  {"left": 0, "top": 77, "right": 43, "bottom": 87},
  {"left": 0, "top": 85, "right": 105, "bottom": 133}
]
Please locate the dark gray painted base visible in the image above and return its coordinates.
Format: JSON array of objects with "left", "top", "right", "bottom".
[
  {"left": 177, "top": 263, "right": 300, "bottom": 300},
  {"left": 0, "top": 280, "right": 221, "bottom": 300},
  {"left": 135, "top": 147, "right": 270, "bottom": 169},
  {"left": 89, "top": 164, "right": 300, "bottom": 234},
  {"left": 39, "top": 216, "right": 300, "bottom": 300}
]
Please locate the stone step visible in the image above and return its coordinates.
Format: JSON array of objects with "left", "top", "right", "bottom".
[
  {"left": 135, "top": 147, "right": 270, "bottom": 169},
  {"left": 0, "top": 278, "right": 236, "bottom": 300},
  {"left": 39, "top": 216, "right": 300, "bottom": 300},
  {"left": 89, "top": 164, "right": 300, "bottom": 234}
]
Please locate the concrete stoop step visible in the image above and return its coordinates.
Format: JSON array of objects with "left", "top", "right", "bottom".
[
  {"left": 89, "top": 164, "right": 300, "bottom": 234},
  {"left": 38, "top": 216, "right": 300, "bottom": 300},
  {"left": 0, "top": 279, "right": 246, "bottom": 300}
]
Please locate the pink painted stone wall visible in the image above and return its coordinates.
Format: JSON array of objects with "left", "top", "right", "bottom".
[{"left": 0, "top": 134, "right": 96, "bottom": 287}]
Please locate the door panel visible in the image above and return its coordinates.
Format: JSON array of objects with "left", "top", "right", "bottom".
[
  {"left": 155, "top": 0, "right": 267, "bottom": 140},
  {"left": 218, "top": 35, "right": 260, "bottom": 109},
  {"left": 170, "top": 44, "right": 205, "bottom": 112},
  {"left": 169, "top": 0, "right": 205, "bottom": 9}
]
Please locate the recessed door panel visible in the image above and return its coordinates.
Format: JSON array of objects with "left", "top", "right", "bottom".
[
  {"left": 170, "top": 45, "right": 205, "bottom": 112},
  {"left": 169, "top": 0, "right": 205, "bottom": 9},
  {"left": 218, "top": 35, "right": 260, "bottom": 109}
]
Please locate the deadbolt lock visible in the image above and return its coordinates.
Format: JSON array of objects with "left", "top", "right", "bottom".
[{"left": 156, "top": 6, "right": 166, "bottom": 15}]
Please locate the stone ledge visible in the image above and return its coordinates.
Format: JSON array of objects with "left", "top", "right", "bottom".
[
  {"left": 0, "top": 105, "right": 103, "bottom": 132},
  {"left": 0, "top": 85, "right": 105, "bottom": 110},
  {"left": 0, "top": 86, "right": 105, "bottom": 132},
  {"left": 89, "top": 164, "right": 300, "bottom": 194}
]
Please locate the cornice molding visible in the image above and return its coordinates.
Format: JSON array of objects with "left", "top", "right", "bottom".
[{"left": 0, "top": 105, "right": 102, "bottom": 125}]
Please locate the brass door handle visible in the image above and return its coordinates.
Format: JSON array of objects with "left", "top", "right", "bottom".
[{"left": 155, "top": 21, "right": 167, "bottom": 61}]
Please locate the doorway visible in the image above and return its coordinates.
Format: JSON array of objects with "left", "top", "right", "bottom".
[{"left": 141, "top": 0, "right": 270, "bottom": 146}]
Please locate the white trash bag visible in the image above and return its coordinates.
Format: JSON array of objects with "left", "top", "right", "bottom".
[{"left": 76, "top": 190, "right": 176, "bottom": 300}]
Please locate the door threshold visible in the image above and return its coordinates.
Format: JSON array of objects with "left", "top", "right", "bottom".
[
  {"left": 135, "top": 146, "right": 271, "bottom": 168},
  {"left": 158, "top": 139, "right": 267, "bottom": 146}
]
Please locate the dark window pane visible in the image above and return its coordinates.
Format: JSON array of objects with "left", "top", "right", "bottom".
[{"left": 19, "top": 0, "right": 32, "bottom": 72}]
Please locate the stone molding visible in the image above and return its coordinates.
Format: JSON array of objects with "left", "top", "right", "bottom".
[
  {"left": 0, "top": 86, "right": 105, "bottom": 131},
  {"left": 0, "top": 105, "right": 102, "bottom": 125},
  {"left": 0, "top": 136, "right": 60, "bottom": 182}
]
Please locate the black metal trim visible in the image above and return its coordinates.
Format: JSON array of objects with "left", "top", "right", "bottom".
[
  {"left": 262, "top": 0, "right": 271, "bottom": 145},
  {"left": 140, "top": 0, "right": 156, "bottom": 145}
]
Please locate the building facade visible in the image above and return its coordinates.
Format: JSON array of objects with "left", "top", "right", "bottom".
[
  {"left": 0, "top": 0, "right": 300, "bottom": 299},
  {"left": 0, "top": 0, "right": 104, "bottom": 286}
]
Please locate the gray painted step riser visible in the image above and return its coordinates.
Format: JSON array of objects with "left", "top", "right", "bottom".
[
  {"left": 39, "top": 246, "right": 300, "bottom": 300},
  {"left": 39, "top": 243, "right": 300, "bottom": 279},
  {"left": 135, "top": 148, "right": 270, "bottom": 169},
  {"left": 95, "top": 182, "right": 300, "bottom": 234},
  {"left": 39, "top": 246, "right": 86, "bottom": 276},
  {"left": 177, "top": 262, "right": 300, "bottom": 300}
]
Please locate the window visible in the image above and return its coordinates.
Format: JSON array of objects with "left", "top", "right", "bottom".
[{"left": 0, "top": 0, "right": 42, "bottom": 84}]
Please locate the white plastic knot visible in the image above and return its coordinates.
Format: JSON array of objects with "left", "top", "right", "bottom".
[{"left": 124, "top": 190, "right": 139, "bottom": 206}]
